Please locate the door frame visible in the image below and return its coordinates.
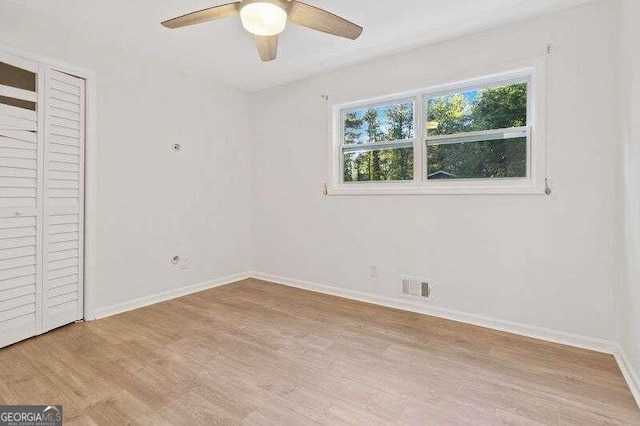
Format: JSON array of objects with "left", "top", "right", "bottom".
[{"left": 0, "top": 42, "right": 98, "bottom": 321}]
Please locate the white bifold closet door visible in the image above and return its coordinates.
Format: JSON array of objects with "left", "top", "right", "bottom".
[
  {"left": 0, "top": 52, "right": 84, "bottom": 348},
  {"left": 0, "top": 54, "right": 41, "bottom": 349},
  {"left": 42, "top": 69, "right": 85, "bottom": 333}
]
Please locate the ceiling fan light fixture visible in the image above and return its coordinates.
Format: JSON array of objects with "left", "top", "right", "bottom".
[
  {"left": 162, "top": 0, "right": 364, "bottom": 62},
  {"left": 240, "top": 2, "right": 288, "bottom": 36}
]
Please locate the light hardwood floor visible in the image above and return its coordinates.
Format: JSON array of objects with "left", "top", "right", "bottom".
[{"left": 1, "top": 279, "right": 638, "bottom": 425}]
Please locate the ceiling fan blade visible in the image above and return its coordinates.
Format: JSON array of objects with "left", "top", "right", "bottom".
[
  {"left": 288, "top": 1, "right": 363, "bottom": 40},
  {"left": 256, "top": 35, "right": 279, "bottom": 62},
  {"left": 162, "top": 2, "right": 240, "bottom": 29}
]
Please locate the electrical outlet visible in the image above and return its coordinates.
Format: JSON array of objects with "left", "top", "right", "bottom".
[{"left": 369, "top": 264, "right": 378, "bottom": 278}]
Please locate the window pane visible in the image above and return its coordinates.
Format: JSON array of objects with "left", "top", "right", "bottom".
[
  {"left": 426, "top": 82, "right": 527, "bottom": 136},
  {"left": 344, "top": 101, "right": 414, "bottom": 145},
  {"left": 344, "top": 148, "right": 414, "bottom": 182},
  {"left": 427, "top": 137, "right": 526, "bottom": 179}
]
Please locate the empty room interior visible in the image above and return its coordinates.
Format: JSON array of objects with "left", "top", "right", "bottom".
[{"left": 1, "top": 0, "right": 640, "bottom": 424}]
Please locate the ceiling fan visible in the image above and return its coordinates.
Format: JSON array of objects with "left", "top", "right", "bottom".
[{"left": 162, "top": 0, "right": 363, "bottom": 62}]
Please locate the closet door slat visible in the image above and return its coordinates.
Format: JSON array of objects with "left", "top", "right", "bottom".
[
  {"left": 0, "top": 135, "right": 37, "bottom": 150},
  {"left": 0, "top": 84, "right": 36, "bottom": 103},
  {"left": 0, "top": 129, "right": 37, "bottom": 143}
]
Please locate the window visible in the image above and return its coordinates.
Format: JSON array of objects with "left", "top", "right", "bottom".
[
  {"left": 330, "top": 64, "right": 545, "bottom": 195},
  {"left": 341, "top": 100, "right": 415, "bottom": 182},
  {"left": 425, "top": 81, "right": 528, "bottom": 181}
]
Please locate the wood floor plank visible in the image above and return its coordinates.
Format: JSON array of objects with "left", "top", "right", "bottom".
[{"left": 0, "top": 278, "right": 638, "bottom": 425}]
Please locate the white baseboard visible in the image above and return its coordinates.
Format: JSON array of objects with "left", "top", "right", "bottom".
[
  {"left": 614, "top": 346, "right": 640, "bottom": 409},
  {"left": 250, "top": 272, "right": 618, "bottom": 355},
  {"left": 93, "top": 272, "right": 252, "bottom": 319},
  {"left": 90, "top": 271, "right": 616, "bottom": 354}
]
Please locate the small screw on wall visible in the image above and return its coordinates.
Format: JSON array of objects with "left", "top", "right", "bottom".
[
  {"left": 173, "top": 143, "right": 181, "bottom": 152},
  {"left": 171, "top": 255, "right": 180, "bottom": 265}
]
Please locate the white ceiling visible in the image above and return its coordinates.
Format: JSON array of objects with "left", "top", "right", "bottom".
[{"left": 9, "top": 0, "right": 595, "bottom": 91}]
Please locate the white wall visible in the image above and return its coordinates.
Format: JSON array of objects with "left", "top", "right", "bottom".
[
  {"left": 619, "top": 0, "right": 640, "bottom": 394},
  {"left": 0, "top": 2, "right": 253, "bottom": 312},
  {"left": 252, "top": 1, "right": 620, "bottom": 342},
  {"left": 0, "top": 0, "right": 629, "bottom": 352}
]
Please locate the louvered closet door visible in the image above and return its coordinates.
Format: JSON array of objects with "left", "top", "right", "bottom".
[
  {"left": 0, "top": 55, "right": 42, "bottom": 348},
  {"left": 42, "top": 69, "right": 84, "bottom": 332}
]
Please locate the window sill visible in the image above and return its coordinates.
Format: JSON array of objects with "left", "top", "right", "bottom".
[{"left": 327, "top": 183, "right": 547, "bottom": 196}]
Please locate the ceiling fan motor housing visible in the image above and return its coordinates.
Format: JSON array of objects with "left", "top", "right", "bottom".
[{"left": 240, "top": 0, "right": 291, "bottom": 36}]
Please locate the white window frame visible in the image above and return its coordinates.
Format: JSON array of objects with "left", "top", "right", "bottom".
[{"left": 329, "top": 59, "right": 546, "bottom": 195}]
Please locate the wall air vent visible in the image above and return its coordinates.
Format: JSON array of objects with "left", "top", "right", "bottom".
[{"left": 400, "top": 276, "right": 431, "bottom": 300}]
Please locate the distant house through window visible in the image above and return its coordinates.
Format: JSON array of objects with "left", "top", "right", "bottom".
[{"left": 427, "top": 170, "right": 457, "bottom": 180}]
